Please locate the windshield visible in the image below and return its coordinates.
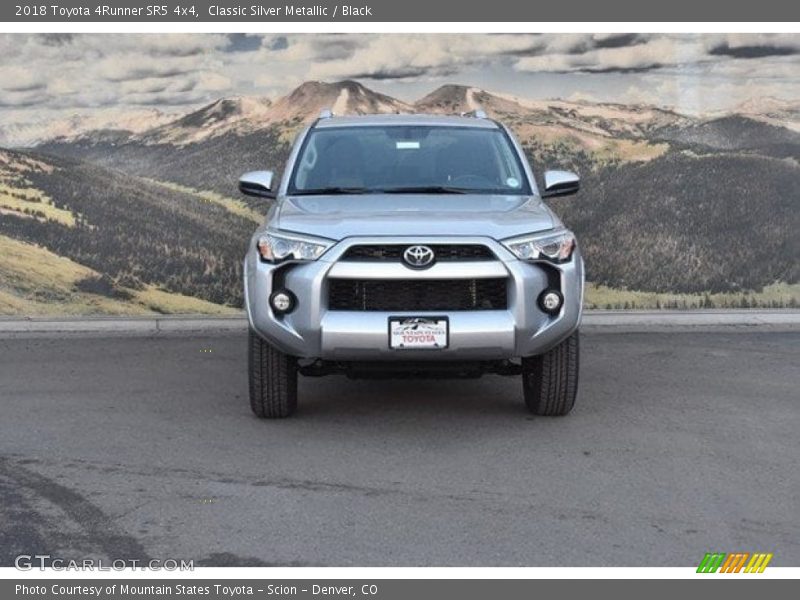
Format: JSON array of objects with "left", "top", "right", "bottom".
[{"left": 288, "top": 125, "right": 531, "bottom": 195}]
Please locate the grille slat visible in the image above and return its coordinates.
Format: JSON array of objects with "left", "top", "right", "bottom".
[
  {"left": 328, "top": 278, "right": 507, "bottom": 312},
  {"left": 341, "top": 244, "right": 494, "bottom": 262}
]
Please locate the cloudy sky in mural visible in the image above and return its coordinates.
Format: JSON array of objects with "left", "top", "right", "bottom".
[{"left": 1, "top": 32, "right": 798, "bottom": 121}]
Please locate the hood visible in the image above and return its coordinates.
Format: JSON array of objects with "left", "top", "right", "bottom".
[{"left": 275, "top": 194, "right": 557, "bottom": 240}]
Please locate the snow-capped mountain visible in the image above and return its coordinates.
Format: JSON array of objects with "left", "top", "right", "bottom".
[
  {"left": 137, "top": 80, "right": 413, "bottom": 145},
  {"left": 7, "top": 80, "right": 800, "bottom": 305},
  {"left": 415, "top": 84, "right": 691, "bottom": 138},
  {"left": 267, "top": 80, "right": 412, "bottom": 122},
  {"left": 137, "top": 96, "right": 274, "bottom": 145}
]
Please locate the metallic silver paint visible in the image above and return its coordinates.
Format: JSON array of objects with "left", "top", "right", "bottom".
[
  {"left": 543, "top": 169, "right": 581, "bottom": 197},
  {"left": 244, "top": 114, "right": 584, "bottom": 361},
  {"left": 238, "top": 170, "right": 275, "bottom": 198}
]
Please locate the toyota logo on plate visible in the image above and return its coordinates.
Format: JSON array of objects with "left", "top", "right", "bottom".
[{"left": 403, "top": 245, "right": 435, "bottom": 268}]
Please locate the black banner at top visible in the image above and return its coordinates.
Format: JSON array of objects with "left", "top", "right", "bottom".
[{"left": 3, "top": 0, "right": 800, "bottom": 22}]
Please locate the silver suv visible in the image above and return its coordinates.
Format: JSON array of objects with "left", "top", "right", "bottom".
[{"left": 239, "top": 112, "right": 583, "bottom": 418}]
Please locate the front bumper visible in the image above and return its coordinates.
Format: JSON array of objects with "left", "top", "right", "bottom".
[{"left": 244, "top": 236, "right": 583, "bottom": 361}]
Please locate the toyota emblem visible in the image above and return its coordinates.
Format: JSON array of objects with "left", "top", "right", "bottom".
[{"left": 403, "top": 245, "right": 435, "bottom": 268}]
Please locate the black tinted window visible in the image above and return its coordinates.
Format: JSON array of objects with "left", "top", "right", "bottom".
[{"left": 289, "top": 126, "right": 530, "bottom": 195}]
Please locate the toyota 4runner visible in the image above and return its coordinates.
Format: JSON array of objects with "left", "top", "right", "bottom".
[{"left": 239, "top": 111, "right": 583, "bottom": 418}]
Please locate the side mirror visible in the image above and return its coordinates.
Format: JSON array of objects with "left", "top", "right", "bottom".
[
  {"left": 542, "top": 170, "right": 580, "bottom": 198},
  {"left": 239, "top": 170, "right": 276, "bottom": 199}
]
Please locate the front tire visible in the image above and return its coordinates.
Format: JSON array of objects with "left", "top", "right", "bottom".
[
  {"left": 521, "top": 331, "right": 579, "bottom": 416},
  {"left": 248, "top": 330, "right": 298, "bottom": 418}
]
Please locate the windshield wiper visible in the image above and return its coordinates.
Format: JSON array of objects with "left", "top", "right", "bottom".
[
  {"left": 292, "top": 185, "right": 480, "bottom": 196},
  {"left": 292, "top": 187, "right": 371, "bottom": 196},
  {"left": 378, "top": 185, "right": 471, "bottom": 194}
]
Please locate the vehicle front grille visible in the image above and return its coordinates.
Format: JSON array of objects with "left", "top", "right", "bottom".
[
  {"left": 328, "top": 278, "right": 507, "bottom": 311},
  {"left": 341, "top": 244, "right": 494, "bottom": 262}
]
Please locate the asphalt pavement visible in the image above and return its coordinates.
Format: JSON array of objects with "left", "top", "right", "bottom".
[{"left": 0, "top": 329, "right": 798, "bottom": 566}]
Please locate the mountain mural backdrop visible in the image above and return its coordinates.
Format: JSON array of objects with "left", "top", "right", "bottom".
[{"left": 1, "top": 79, "right": 798, "bottom": 314}]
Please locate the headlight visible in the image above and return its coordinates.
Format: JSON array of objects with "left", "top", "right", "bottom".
[
  {"left": 256, "top": 231, "right": 334, "bottom": 263},
  {"left": 501, "top": 230, "right": 576, "bottom": 263}
]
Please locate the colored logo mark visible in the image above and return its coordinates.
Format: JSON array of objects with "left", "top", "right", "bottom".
[{"left": 696, "top": 552, "right": 773, "bottom": 573}]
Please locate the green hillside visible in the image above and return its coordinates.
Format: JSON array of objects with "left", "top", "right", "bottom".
[
  {"left": 0, "top": 147, "right": 259, "bottom": 312},
  {"left": 0, "top": 234, "right": 237, "bottom": 316},
  {"left": 20, "top": 82, "right": 800, "bottom": 312}
]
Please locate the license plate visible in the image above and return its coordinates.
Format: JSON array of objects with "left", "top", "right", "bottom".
[{"left": 389, "top": 317, "right": 448, "bottom": 350}]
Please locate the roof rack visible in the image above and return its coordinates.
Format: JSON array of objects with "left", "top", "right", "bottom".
[
  {"left": 319, "top": 108, "right": 334, "bottom": 119},
  {"left": 460, "top": 109, "right": 487, "bottom": 119}
]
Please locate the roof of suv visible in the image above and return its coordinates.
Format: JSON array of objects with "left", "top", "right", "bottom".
[{"left": 313, "top": 113, "right": 499, "bottom": 129}]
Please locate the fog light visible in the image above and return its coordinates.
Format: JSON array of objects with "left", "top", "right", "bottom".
[
  {"left": 270, "top": 290, "right": 295, "bottom": 314},
  {"left": 539, "top": 290, "right": 563, "bottom": 314}
]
